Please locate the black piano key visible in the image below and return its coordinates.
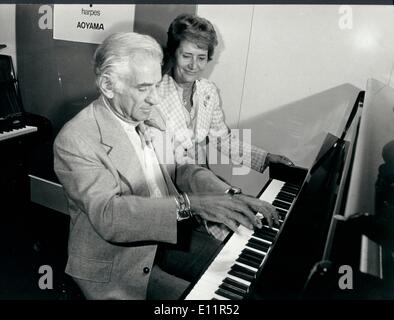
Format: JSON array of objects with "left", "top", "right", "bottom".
[
  {"left": 281, "top": 185, "right": 299, "bottom": 194},
  {"left": 277, "top": 192, "right": 297, "bottom": 202},
  {"left": 239, "top": 250, "right": 263, "bottom": 263},
  {"left": 272, "top": 200, "right": 291, "bottom": 210},
  {"left": 215, "top": 288, "right": 243, "bottom": 300},
  {"left": 219, "top": 282, "right": 247, "bottom": 296},
  {"left": 239, "top": 254, "right": 264, "bottom": 268},
  {"left": 246, "top": 239, "right": 266, "bottom": 252},
  {"left": 231, "top": 264, "right": 255, "bottom": 276},
  {"left": 228, "top": 269, "right": 254, "bottom": 283},
  {"left": 277, "top": 192, "right": 295, "bottom": 202},
  {"left": 253, "top": 231, "right": 275, "bottom": 244},
  {"left": 247, "top": 240, "right": 269, "bottom": 253},
  {"left": 275, "top": 208, "right": 288, "bottom": 219},
  {"left": 254, "top": 227, "right": 276, "bottom": 238},
  {"left": 249, "top": 237, "right": 270, "bottom": 250},
  {"left": 236, "top": 256, "right": 261, "bottom": 269},
  {"left": 259, "top": 226, "right": 278, "bottom": 237},
  {"left": 275, "top": 191, "right": 296, "bottom": 202},
  {"left": 284, "top": 182, "right": 301, "bottom": 189},
  {"left": 281, "top": 183, "right": 299, "bottom": 190},
  {"left": 239, "top": 254, "right": 264, "bottom": 269},
  {"left": 223, "top": 277, "right": 249, "bottom": 292},
  {"left": 254, "top": 226, "right": 278, "bottom": 239},
  {"left": 242, "top": 248, "right": 266, "bottom": 261},
  {"left": 276, "top": 197, "right": 293, "bottom": 205}
]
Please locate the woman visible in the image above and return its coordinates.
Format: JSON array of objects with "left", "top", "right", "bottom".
[{"left": 157, "top": 13, "right": 294, "bottom": 172}]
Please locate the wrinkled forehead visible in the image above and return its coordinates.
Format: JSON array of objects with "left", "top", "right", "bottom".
[{"left": 122, "top": 55, "right": 162, "bottom": 85}]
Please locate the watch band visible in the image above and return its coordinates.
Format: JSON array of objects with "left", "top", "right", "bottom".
[
  {"left": 225, "top": 186, "right": 242, "bottom": 196},
  {"left": 174, "top": 193, "right": 193, "bottom": 220}
]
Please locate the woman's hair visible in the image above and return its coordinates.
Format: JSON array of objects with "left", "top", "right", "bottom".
[
  {"left": 163, "top": 13, "right": 218, "bottom": 74},
  {"left": 93, "top": 32, "right": 163, "bottom": 90}
]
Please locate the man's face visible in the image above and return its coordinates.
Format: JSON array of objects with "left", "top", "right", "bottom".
[{"left": 112, "top": 57, "right": 162, "bottom": 122}]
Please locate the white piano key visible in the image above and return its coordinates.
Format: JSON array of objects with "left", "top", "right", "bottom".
[
  {"left": 259, "top": 180, "right": 285, "bottom": 203},
  {"left": 233, "top": 261, "right": 258, "bottom": 273},
  {"left": 212, "top": 294, "right": 229, "bottom": 300},
  {"left": 0, "top": 125, "right": 37, "bottom": 142},
  {"left": 186, "top": 179, "right": 289, "bottom": 300},
  {"left": 251, "top": 235, "right": 272, "bottom": 245},
  {"left": 226, "top": 274, "right": 251, "bottom": 287}
]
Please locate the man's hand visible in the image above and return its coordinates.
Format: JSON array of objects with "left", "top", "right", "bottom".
[
  {"left": 188, "top": 194, "right": 279, "bottom": 233},
  {"left": 266, "top": 153, "right": 295, "bottom": 167}
]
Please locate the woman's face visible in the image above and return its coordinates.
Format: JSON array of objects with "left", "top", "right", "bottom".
[{"left": 173, "top": 40, "right": 208, "bottom": 85}]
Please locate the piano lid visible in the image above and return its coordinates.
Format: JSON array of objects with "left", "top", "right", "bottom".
[
  {"left": 226, "top": 83, "right": 361, "bottom": 198},
  {"left": 344, "top": 78, "right": 394, "bottom": 219}
]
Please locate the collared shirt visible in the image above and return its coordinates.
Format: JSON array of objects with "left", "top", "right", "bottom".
[{"left": 103, "top": 99, "right": 168, "bottom": 198}]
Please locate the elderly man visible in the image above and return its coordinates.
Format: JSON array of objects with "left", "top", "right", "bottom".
[{"left": 54, "top": 32, "right": 278, "bottom": 300}]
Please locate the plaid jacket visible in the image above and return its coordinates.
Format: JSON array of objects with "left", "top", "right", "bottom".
[{"left": 157, "top": 74, "right": 268, "bottom": 172}]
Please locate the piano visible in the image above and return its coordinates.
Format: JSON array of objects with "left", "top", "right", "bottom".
[
  {"left": 185, "top": 78, "right": 394, "bottom": 300},
  {"left": 0, "top": 115, "right": 37, "bottom": 142},
  {"left": 0, "top": 55, "right": 42, "bottom": 143},
  {"left": 0, "top": 54, "right": 52, "bottom": 253}
]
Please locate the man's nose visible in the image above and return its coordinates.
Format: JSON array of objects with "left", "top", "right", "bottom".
[{"left": 146, "top": 86, "right": 159, "bottom": 105}]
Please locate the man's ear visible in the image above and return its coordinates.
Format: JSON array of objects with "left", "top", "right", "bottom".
[{"left": 98, "top": 74, "right": 115, "bottom": 99}]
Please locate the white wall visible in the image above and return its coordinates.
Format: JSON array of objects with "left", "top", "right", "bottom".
[
  {"left": 197, "top": 5, "right": 253, "bottom": 127},
  {"left": 198, "top": 5, "right": 394, "bottom": 126},
  {"left": 0, "top": 4, "right": 17, "bottom": 73},
  {"left": 198, "top": 4, "right": 394, "bottom": 194}
]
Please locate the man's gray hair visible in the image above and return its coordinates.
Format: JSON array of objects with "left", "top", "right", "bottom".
[{"left": 93, "top": 32, "right": 163, "bottom": 88}]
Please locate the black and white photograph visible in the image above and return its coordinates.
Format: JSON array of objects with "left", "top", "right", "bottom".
[{"left": 1, "top": 2, "right": 394, "bottom": 308}]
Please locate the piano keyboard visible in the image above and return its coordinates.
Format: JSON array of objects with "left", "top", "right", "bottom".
[
  {"left": 185, "top": 179, "right": 301, "bottom": 300},
  {"left": 0, "top": 125, "right": 37, "bottom": 142}
]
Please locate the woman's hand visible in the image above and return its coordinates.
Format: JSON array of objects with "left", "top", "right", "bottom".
[{"left": 266, "top": 153, "right": 295, "bottom": 167}]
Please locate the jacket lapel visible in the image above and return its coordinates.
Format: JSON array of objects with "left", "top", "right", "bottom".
[
  {"left": 150, "top": 127, "right": 178, "bottom": 196},
  {"left": 93, "top": 96, "right": 150, "bottom": 197}
]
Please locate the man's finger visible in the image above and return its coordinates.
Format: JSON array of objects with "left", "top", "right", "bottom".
[
  {"left": 281, "top": 157, "right": 294, "bottom": 166},
  {"left": 228, "top": 197, "right": 262, "bottom": 228},
  {"left": 222, "top": 218, "right": 242, "bottom": 233},
  {"left": 254, "top": 204, "right": 279, "bottom": 226}
]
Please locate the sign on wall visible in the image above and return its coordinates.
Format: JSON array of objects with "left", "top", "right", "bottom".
[{"left": 53, "top": 4, "right": 135, "bottom": 44}]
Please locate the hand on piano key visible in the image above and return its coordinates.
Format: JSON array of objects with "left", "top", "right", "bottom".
[
  {"left": 233, "top": 193, "right": 280, "bottom": 228},
  {"left": 188, "top": 194, "right": 279, "bottom": 232},
  {"left": 186, "top": 179, "right": 302, "bottom": 300}
]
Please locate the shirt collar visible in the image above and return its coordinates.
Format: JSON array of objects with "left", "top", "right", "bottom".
[{"left": 102, "top": 95, "right": 140, "bottom": 131}]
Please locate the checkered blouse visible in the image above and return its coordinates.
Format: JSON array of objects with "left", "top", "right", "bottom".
[{"left": 157, "top": 74, "right": 268, "bottom": 172}]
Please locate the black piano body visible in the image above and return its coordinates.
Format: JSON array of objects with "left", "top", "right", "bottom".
[{"left": 185, "top": 78, "right": 394, "bottom": 300}]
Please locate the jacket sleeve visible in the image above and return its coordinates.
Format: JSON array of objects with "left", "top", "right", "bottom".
[
  {"left": 207, "top": 84, "right": 268, "bottom": 172},
  {"left": 53, "top": 132, "right": 177, "bottom": 245},
  {"left": 175, "top": 164, "right": 230, "bottom": 194}
]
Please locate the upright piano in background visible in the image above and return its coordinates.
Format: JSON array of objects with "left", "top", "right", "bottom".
[
  {"left": 185, "top": 78, "right": 394, "bottom": 300},
  {"left": 0, "top": 53, "right": 52, "bottom": 208},
  {"left": 0, "top": 54, "right": 53, "bottom": 282}
]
